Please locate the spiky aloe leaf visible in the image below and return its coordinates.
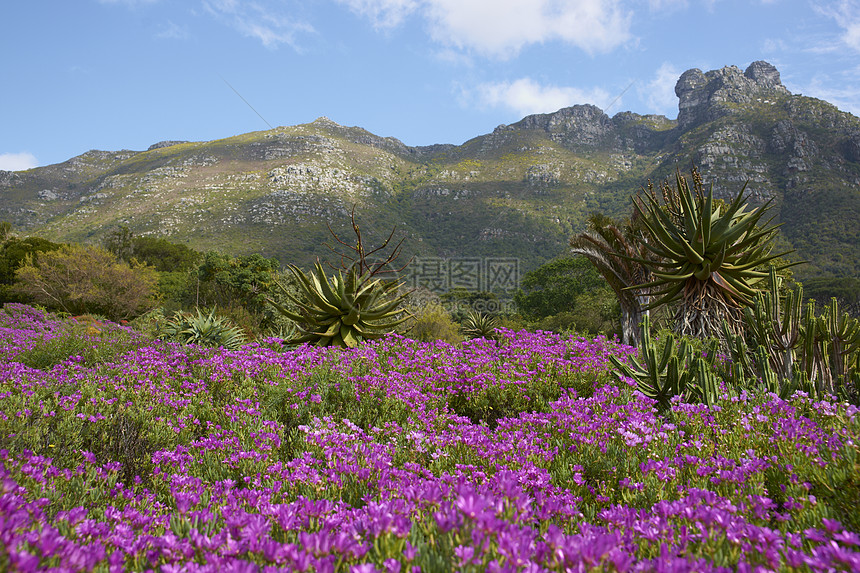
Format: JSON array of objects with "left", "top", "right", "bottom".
[
  {"left": 628, "top": 169, "right": 797, "bottom": 342},
  {"left": 268, "top": 262, "right": 410, "bottom": 348}
]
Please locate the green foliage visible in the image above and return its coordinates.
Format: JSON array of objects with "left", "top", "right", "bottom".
[
  {"left": 154, "top": 270, "right": 197, "bottom": 311},
  {"left": 610, "top": 315, "right": 724, "bottom": 412},
  {"left": 440, "top": 289, "right": 502, "bottom": 324},
  {"left": 129, "top": 236, "right": 203, "bottom": 273},
  {"left": 514, "top": 256, "right": 606, "bottom": 319},
  {"left": 12, "top": 244, "right": 159, "bottom": 321},
  {"left": 633, "top": 168, "right": 791, "bottom": 340},
  {"left": 402, "top": 300, "right": 462, "bottom": 344},
  {"left": 157, "top": 307, "right": 247, "bottom": 350},
  {"left": 804, "top": 276, "right": 860, "bottom": 316},
  {"left": 196, "top": 251, "right": 280, "bottom": 315},
  {"left": 0, "top": 235, "right": 63, "bottom": 303},
  {"left": 271, "top": 261, "right": 410, "bottom": 347},
  {"left": 461, "top": 310, "right": 500, "bottom": 340},
  {"left": 527, "top": 288, "right": 619, "bottom": 337}
]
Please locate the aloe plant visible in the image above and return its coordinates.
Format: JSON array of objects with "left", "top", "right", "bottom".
[
  {"left": 266, "top": 208, "right": 413, "bottom": 348},
  {"left": 269, "top": 261, "right": 409, "bottom": 348},
  {"left": 462, "top": 310, "right": 500, "bottom": 341},
  {"left": 631, "top": 168, "right": 791, "bottom": 341},
  {"left": 609, "top": 315, "right": 722, "bottom": 412},
  {"left": 159, "top": 308, "right": 247, "bottom": 350}
]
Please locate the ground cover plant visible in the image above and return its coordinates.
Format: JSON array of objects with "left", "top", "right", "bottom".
[{"left": 1, "top": 303, "right": 859, "bottom": 571}]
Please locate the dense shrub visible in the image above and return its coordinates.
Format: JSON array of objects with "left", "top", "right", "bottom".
[
  {"left": 13, "top": 244, "right": 159, "bottom": 321},
  {"left": 402, "top": 302, "right": 462, "bottom": 343}
]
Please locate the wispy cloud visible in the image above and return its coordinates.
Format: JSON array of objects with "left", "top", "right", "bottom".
[
  {"left": 813, "top": 0, "right": 860, "bottom": 52},
  {"left": 203, "top": 0, "right": 315, "bottom": 49},
  {"left": 641, "top": 62, "right": 681, "bottom": 116},
  {"left": 0, "top": 153, "right": 38, "bottom": 172},
  {"left": 802, "top": 69, "right": 860, "bottom": 117},
  {"left": 339, "top": 0, "right": 632, "bottom": 58},
  {"left": 467, "top": 78, "right": 610, "bottom": 116},
  {"left": 335, "top": 0, "right": 419, "bottom": 28}
]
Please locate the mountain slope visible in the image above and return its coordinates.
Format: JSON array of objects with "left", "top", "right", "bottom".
[{"left": 1, "top": 61, "right": 858, "bottom": 278}]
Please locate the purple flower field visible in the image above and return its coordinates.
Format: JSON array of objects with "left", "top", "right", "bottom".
[{"left": 1, "top": 303, "right": 859, "bottom": 572}]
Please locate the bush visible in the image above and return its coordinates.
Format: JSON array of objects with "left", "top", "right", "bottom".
[
  {"left": 0, "top": 235, "right": 63, "bottom": 304},
  {"left": 13, "top": 244, "right": 159, "bottom": 321},
  {"left": 404, "top": 303, "right": 462, "bottom": 344}
]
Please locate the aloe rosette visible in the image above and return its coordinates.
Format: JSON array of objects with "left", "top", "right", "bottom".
[
  {"left": 632, "top": 169, "right": 791, "bottom": 339},
  {"left": 270, "top": 261, "right": 410, "bottom": 347}
]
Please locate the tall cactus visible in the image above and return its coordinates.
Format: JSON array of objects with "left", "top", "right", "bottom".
[
  {"left": 813, "top": 299, "right": 860, "bottom": 400},
  {"left": 824, "top": 298, "right": 860, "bottom": 382},
  {"left": 730, "top": 282, "right": 859, "bottom": 403},
  {"left": 744, "top": 267, "right": 803, "bottom": 382}
]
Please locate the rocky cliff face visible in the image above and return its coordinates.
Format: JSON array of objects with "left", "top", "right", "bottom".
[
  {"left": 676, "top": 61, "right": 790, "bottom": 130},
  {"left": 1, "top": 61, "right": 858, "bottom": 278}
]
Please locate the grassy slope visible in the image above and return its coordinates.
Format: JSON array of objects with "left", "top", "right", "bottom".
[{"left": 1, "top": 98, "right": 858, "bottom": 278}]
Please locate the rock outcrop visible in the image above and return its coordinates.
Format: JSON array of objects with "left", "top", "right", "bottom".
[{"left": 676, "top": 61, "right": 790, "bottom": 130}]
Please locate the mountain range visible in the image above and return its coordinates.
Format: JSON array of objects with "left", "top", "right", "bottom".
[{"left": 1, "top": 61, "right": 858, "bottom": 280}]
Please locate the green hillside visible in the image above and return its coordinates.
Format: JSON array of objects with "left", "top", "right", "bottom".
[{"left": 1, "top": 61, "right": 858, "bottom": 280}]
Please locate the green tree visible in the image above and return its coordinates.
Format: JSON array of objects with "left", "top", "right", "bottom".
[
  {"left": 13, "top": 244, "right": 159, "bottom": 321},
  {"left": 103, "top": 225, "right": 134, "bottom": 262},
  {"left": 569, "top": 212, "right": 654, "bottom": 346},
  {"left": 196, "top": 251, "right": 280, "bottom": 315},
  {"left": 129, "top": 236, "right": 202, "bottom": 273},
  {"left": 514, "top": 256, "right": 605, "bottom": 320},
  {"left": 0, "top": 235, "right": 63, "bottom": 304}
]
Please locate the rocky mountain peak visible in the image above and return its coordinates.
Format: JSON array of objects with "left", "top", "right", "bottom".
[
  {"left": 148, "top": 140, "right": 190, "bottom": 151},
  {"left": 676, "top": 61, "right": 790, "bottom": 130},
  {"left": 506, "top": 104, "right": 615, "bottom": 148}
]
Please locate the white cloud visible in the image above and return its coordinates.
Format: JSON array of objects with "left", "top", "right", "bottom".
[
  {"left": 641, "top": 62, "right": 681, "bottom": 116},
  {"left": 814, "top": 0, "right": 860, "bottom": 52},
  {"left": 339, "top": 0, "right": 632, "bottom": 58},
  {"left": 336, "top": 0, "right": 419, "bottom": 28},
  {"left": 432, "top": 0, "right": 632, "bottom": 57},
  {"left": 470, "top": 78, "right": 610, "bottom": 116},
  {"left": 203, "top": 0, "right": 315, "bottom": 49},
  {"left": 0, "top": 153, "right": 38, "bottom": 172},
  {"left": 802, "top": 71, "right": 860, "bottom": 117}
]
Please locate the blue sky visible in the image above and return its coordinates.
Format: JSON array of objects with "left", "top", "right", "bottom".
[{"left": 2, "top": 0, "right": 859, "bottom": 170}]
